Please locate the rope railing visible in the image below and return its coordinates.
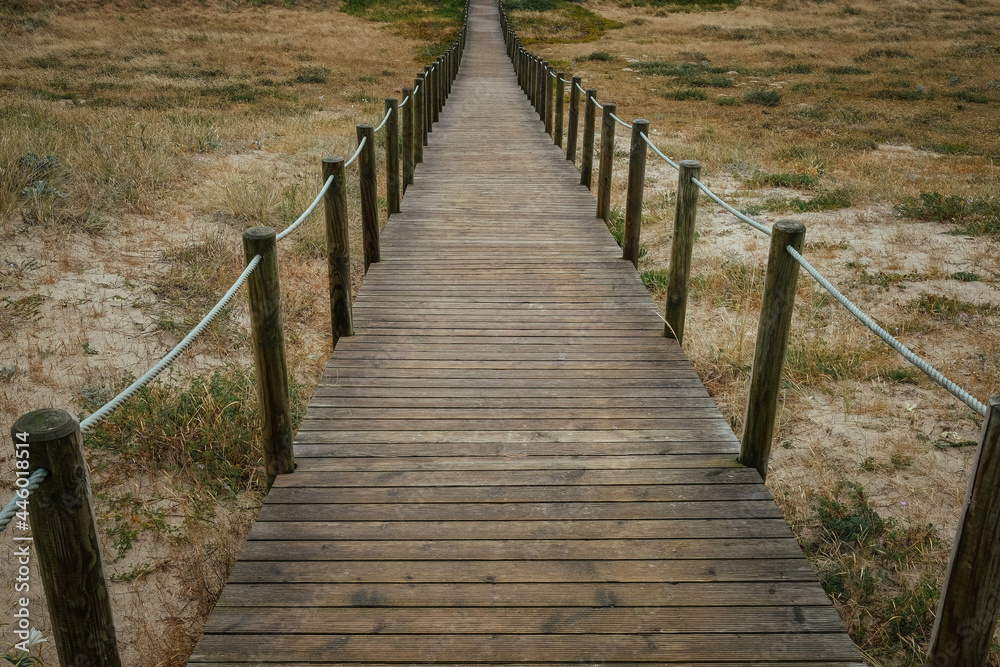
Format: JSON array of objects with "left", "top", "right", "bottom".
[
  {"left": 0, "top": 468, "right": 49, "bottom": 533},
  {"left": 787, "top": 246, "right": 987, "bottom": 416},
  {"left": 609, "top": 112, "right": 631, "bottom": 130},
  {"left": 275, "top": 174, "right": 335, "bottom": 242},
  {"left": 373, "top": 106, "right": 393, "bottom": 133},
  {"left": 80, "top": 254, "right": 263, "bottom": 432},
  {"left": 346, "top": 134, "right": 367, "bottom": 167}
]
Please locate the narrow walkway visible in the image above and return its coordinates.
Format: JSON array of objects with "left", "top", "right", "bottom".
[{"left": 188, "top": 0, "right": 863, "bottom": 662}]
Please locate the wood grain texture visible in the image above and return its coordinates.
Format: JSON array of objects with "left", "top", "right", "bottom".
[{"left": 189, "top": 1, "right": 860, "bottom": 664}]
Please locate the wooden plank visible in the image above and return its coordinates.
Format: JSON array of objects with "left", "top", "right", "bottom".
[{"left": 202, "top": 605, "right": 846, "bottom": 634}]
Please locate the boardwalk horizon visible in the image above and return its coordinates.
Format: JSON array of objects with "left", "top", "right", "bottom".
[{"left": 188, "top": 0, "right": 863, "bottom": 662}]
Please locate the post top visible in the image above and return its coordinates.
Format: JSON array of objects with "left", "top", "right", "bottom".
[
  {"left": 322, "top": 155, "right": 345, "bottom": 165},
  {"left": 386, "top": 97, "right": 398, "bottom": 104},
  {"left": 12, "top": 409, "right": 78, "bottom": 442},
  {"left": 679, "top": 159, "right": 701, "bottom": 168},
  {"left": 633, "top": 118, "right": 650, "bottom": 128},
  {"left": 774, "top": 219, "right": 807, "bottom": 234},
  {"left": 243, "top": 225, "right": 277, "bottom": 241},
  {"left": 357, "top": 123, "right": 374, "bottom": 130}
]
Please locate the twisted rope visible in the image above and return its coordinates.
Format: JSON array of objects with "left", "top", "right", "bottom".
[
  {"left": 346, "top": 135, "right": 367, "bottom": 167},
  {"left": 639, "top": 132, "right": 679, "bottom": 170},
  {"left": 80, "top": 255, "right": 263, "bottom": 432},
  {"left": 786, "top": 246, "right": 987, "bottom": 416},
  {"left": 610, "top": 112, "right": 631, "bottom": 130},
  {"left": 275, "top": 175, "right": 334, "bottom": 242},
  {"left": 692, "top": 177, "right": 773, "bottom": 236},
  {"left": 0, "top": 469, "right": 48, "bottom": 533},
  {"left": 374, "top": 106, "right": 392, "bottom": 133},
  {"left": 399, "top": 95, "right": 409, "bottom": 108}
]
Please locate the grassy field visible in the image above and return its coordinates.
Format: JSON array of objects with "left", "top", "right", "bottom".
[
  {"left": 506, "top": 0, "right": 1000, "bottom": 663},
  {"left": 0, "top": 0, "right": 456, "bottom": 663}
]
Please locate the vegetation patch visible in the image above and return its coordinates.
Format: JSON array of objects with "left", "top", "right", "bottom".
[
  {"left": 804, "top": 480, "right": 940, "bottom": 664},
  {"left": 662, "top": 88, "right": 706, "bottom": 101},
  {"left": 506, "top": 0, "right": 624, "bottom": 44},
  {"left": 895, "top": 192, "right": 1000, "bottom": 236},
  {"left": 911, "top": 292, "right": 999, "bottom": 320},
  {"left": 749, "top": 172, "right": 818, "bottom": 189},
  {"left": 613, "top": 0, "right": 739, "bottom": 10},
  {"left": 743, "top": 89, "right": 781, "bottom": 106}
]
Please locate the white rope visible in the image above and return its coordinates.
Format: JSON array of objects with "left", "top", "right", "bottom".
[
  {"left": 576, "top": 82, "right": 587, "bottom": 95},
  {"left": 414, "top": 85, "right": 421, "bottom": 95},
  {"left": 275, "top": 174, "right": 334, "bottom": 242},
  {"left": 639, "top": 132, "right": 679, "bottom": 170},
  {"left": 561, "top": 77, "right": 571, "bottom": 84},
  {"left": 80, "top": 255, "right": 263, "bottom": 432},
  {"left": 399, "top": 95, "right": 409, "bottom": 108},
  {"left": 374, "top": 106, "right": 392, "bottom": 133},
  {"left": 610, "top": 112, "right": 631, "bottom": 130},
  {"left": 345, "top": 135, "right": 367, "bottom": 167},
  {"left": 592, "top": 96, "right": 604, "bottom": 110},
  {"left": 0, "top": 469, "right": 48, "bottom": 533},
  {"left": 691, "top": 177, "right": 773, "bottom": 236},
  {"left": 786, "top": 245, "right": 987, "bottom": 416}
]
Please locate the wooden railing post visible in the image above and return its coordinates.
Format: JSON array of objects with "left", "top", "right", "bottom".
[
  {"left": 538, "top": 61, "right": 547, "bottom": 122},
  {"left": 528, "top": 56, "right": 536, "bottom": 107},
  {"left": 581, "top": 88, "right": 596, "bottom": 188},
  {"left": 554, "top": 72, "right": 565, "bottom": 148},
  {"left": 424, "top": 65, "right": 434, "bottom": 133},
  {"left": 544, "top": 64, "right": 553, "bottom": 136},
  {"left": 739, "top": 220, "right": 805, "bottom": 481},
  {"left": 414, "top": 76, "right": 426, "bottom": 157},
  {"left": 433, "top": 59, "right": 442, "bottom": 122},
  {"left": 596, "top": 102, "right": 616, "bottom": 222},
  {"left": 356, "top": 123, "right": 380, "bottom": 272},
  {"left": 243, "top": 225, "right": 295, "bottom": 483},
  {"left": 385, "top": 97, "right": 400, "bottom": 215},
  {"left": 623, "top": 118, "right": 648, "bottom": 267},
  {"left": 402, "top": 86, "right": 414, "bottom": 189},
  {"left": 664, "top": 159, "right": 701, "bottom": 343},
  {"left": 11, "top": 409, "right": 121, "bottom": 667},
  {"left": 322, "top": 156, "right": 352, "bottom": 346},
  {"left": 567, "top": 76, "right": 581, "bottom": 163},
  {"left": 928, "top": 393, "right": 1000, "bottom": 667}
]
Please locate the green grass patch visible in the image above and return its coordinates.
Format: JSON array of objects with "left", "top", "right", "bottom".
[
  {"left": 780, "top": 63, "right": 813, "bottom": 74},
  {"left": 743, "top": 89, "right": 781, "bottom": 106},
  {"left": 874, "top": 88, "right": 933, "bottom": 101},
  {"left": 855, "top": 48, "right": 913, "bottom": 62},
  {"left": 715, "top": 96, "right": 741, "bottom": 107},
  {"left": 641, "top": 269, "right": 670, "bottom": 292},
  {"left": 342, "top": 0, "right": 465, "bottom": 23},
  {"left": 895, "top": 191, "right": 1000, "bottom": 235},
  {"left": 768, "top": 187, "right": 852, "bottom": 212},
  {"left": 827, "top": 65, "right": 870, "bottom": 75},
  {"left": 662, "top": 88, "right": 706, "bottom": 101},
  {"left": 615, "top": 0, "right": 739, "bottom": 8},
  {"left": 911, "top": 292, "right": 999, "bottom": 320},
  {"left": 292, "top": 66, "right": 330, "bottom": 84},
  {"left": 586, "top": 50, "right": 612, "bottom": 61},
  {"left": 81, "top": 366, "right": 284, "bottom": 496},
  {"left": 751, "top": 172, "right": 818, "bottom": 189}
]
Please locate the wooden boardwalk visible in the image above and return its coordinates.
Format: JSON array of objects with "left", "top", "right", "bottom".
[{"left": 189, "top": 0, "right": 863, "bottom": 663}]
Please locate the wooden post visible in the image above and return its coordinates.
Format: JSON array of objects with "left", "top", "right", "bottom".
[
  {"left": 544, "top": 64, "right": 553, "bottom": 136},
  {"left": 596, "top": 102, "right": 616, "bottom": 223},
  {"left": 322, "top": 157, "right": 352, "bottom": 346},
  {"left": 402, "top": 86, "right": 414, "bottom": 189},
  {"left": 928, "top": 393, "right": 1000, "bottom": 667},
  {"left": 555, "top": 72, "right": 565, "bottom": 148},
  {"left": 664, "top": 160, "right": 701, "bottom": 343},
  {"left": 622, "top": 118, "right": 648, "bottom": 268},
  {"left": 356, "top": 123, "right": 380, "bottom": 272},
  {"left": 528, "top": 57, "right": 536, "bottom": 107},
  {"left": 424, "top": 65, "right": 434, "bottom": 133},
  {"left": 385, "top": 97, "right": 400, "bottom": 215},
  {"left": 567, "top": 76, "right": 581, "bottom": 163},
  {"left": 581, "top": 88, "right": 596, "bottom": 188},
  {"left": 242, "top": 225, "right": 295, "bottom": 484},
  {"left": 739, "top": 220, "right": 805, "bottom": 481},
  {"left": 433, "top": 60, "right": 442, "bottom": 122},
  {"left": 414, "top": 76, "right": 427, "bottom": 156},
  {"left": 11, "top": 409, "right": 121, "bottom": 667},
  {"left": 538, "top": 61, "right": 547, "bottom": 122}
]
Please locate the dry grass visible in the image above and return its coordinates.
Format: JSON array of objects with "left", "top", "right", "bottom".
[
  {"left": 0, "top": 0, "right": 454, "bottom": 664},
  {"left": 513, "top": 0, "right": 1000, "bottom": 663}
]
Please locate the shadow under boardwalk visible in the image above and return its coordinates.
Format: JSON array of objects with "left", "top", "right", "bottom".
[{"left": 188, "top": 0, "right": 863, "bottom": 663}]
